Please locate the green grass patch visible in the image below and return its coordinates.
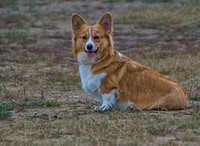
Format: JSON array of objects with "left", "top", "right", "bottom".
[
  {"left": 30, "top": 99, "right": 60, "bottom": 108},
  {"left": 37, "top": 100, "right": 59, "bottom": 107},
  {"left": 0, "top": 101, "right": 12, "bottom": 120},
  {"left": 180, "top": 0, "right": 200, "bottom": 5},
  {"left": 184, "top": 76, "right": 200, "bottom": 100},
  {"left": 177, "top": 109, "right": 200, "bottom": 129},
  {"left": 0, "top": 0, "right": 18, "bottom": 11},
  {"left": 0, "top": 86, "right": 60, "bottom": 120},
  {"left": 0, "top": 74, "right": 9, "bottom": 82},
  {"left": 142, "top": 0, "right": 173, "bottom": 3},
  {"left": 189, "top": 96, "right": 200, "bottom": 101},
  {"left": 0, "top": 98, "right": 60, "bottom": 120},
  {"left": 102, "top": 0, "right": 118, "bottom": 3},
  {"left": 103, "top": 0, "right": 137, "bottom": 3}
]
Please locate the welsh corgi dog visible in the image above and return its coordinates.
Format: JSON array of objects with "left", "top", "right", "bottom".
[{"left": 71, "top": 12, "right": 188, "bottom": 112}]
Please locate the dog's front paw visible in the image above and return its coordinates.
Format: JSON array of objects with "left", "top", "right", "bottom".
[{"left": 94, "top": 103, "right": 114, "bottom": 112}]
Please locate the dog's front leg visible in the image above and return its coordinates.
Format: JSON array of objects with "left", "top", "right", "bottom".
[{"left": 94, "top": 90, "right": 117, "bottom": 112}]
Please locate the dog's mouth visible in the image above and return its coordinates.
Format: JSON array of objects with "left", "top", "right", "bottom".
[{"left": 84, "top": 48, "right": 99, "bottom": 58}]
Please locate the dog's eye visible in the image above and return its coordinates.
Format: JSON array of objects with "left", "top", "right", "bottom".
[
  {"left": 94, "top": 35, "right": 99, "bottom": 40},
  {"left": 82, "top": 36, "right": 87, "bottom": 40}
]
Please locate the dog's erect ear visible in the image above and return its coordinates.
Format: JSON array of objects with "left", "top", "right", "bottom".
[
  {"left": 98, "top": 12, "right": 113, "bottom": 34},
  {"left": 71, "top": 13, "right": 87, "bottom": 34}
]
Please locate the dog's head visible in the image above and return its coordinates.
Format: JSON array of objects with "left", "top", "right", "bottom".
[{"left": 71, "top": 12, "right": 114, "bottom": 65}]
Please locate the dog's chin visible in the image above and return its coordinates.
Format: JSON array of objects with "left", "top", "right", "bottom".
[{"left": 77, "top": 51, "right": 97, "bottom": 65}]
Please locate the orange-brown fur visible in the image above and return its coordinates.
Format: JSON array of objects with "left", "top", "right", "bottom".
[{"left": 71, "top": 12, "right": 188, "bottom": 110}]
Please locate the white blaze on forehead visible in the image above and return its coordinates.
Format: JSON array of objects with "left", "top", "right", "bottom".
[
  {"left": 85, "top": 28, "right": 94, "bottom": 48},
  {"left": 89, "top": 28, "right": 92, "bottom": 37}
]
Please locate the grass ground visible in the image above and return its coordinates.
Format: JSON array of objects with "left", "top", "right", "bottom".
[{"left": 0, "top": 0, "right": 199, "bottom": 145}]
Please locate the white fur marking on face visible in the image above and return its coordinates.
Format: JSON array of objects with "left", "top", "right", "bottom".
[
  {"left": 85, "top": 28, "right": 95, "bottom": 51},
  {"left": 77, "top": 51, "right": 96, "bottom": 65},
  {"left": 89, "top": 28, "right": 91, "bottom": 37}
]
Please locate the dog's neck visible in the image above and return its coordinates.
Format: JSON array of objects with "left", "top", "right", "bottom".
[
  {"left": 95, "top": 46, "right": 115, "bottom": 64},
  {"left": 91, "top": 48, "right": 118, "bottom": 74}
]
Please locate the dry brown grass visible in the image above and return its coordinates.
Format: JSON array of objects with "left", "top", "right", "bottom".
[
  {"left": 0, "top": 0, "right": 199, "bottom": 145},
  {"left": 1, "top": 110, "right": 199, "bottom": 145}
]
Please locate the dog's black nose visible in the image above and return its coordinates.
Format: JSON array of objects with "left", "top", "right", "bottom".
[{"left": 86, "top": 44, "right": 93, "bottom": 50}]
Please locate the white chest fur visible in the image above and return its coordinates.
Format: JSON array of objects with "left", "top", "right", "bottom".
[{"left": 79, "top": 65, "right": 106, "bottom": 103}]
